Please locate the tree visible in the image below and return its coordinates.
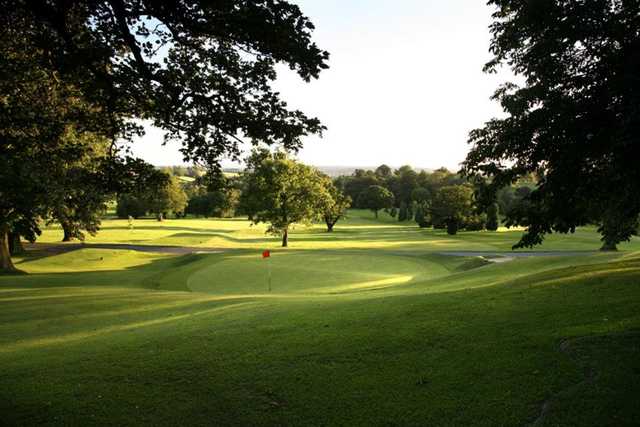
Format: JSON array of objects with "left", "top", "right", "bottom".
[
  {"left": 358, "top": 186, "right": 394, "bottom": 219},
  {"left": 464, "top": 214, "right": 487, "bottom": 232},
  {"left": 462, "top": 1, "right": 640, "bottom": 250},
  {"left": 389, "top": 166, "right": 418, "bottom": 208},
  {"left": 398, "top": 202, "right": 408, "bottom": 222},
  {"left": 1, "top": 0, "right": 328, "bottom": 272},
  {"left": 240, "top": 150, "right": 331, "bottom": 247},
  {"left": 375, "top": 164, "right": 393, "bottom": 180},
  {"left": 343, "top": 172, "right": 379, "bottom": 208},
  {"left": 146, "top": 174, "right": 188, "bottom": 221},
  {"left": 414, "top": 205, "right": 430, "bottom": 228},
  {"left": 48, "top": 132, "right": 113, "bottom": 242},
  {"left": 486, "top": 203, "right": 500, "bottom": 232},
  {"left": 431, "top": 185, "right": 474, "bottom": 235},
  {"left": 186, "top": 190, "right": 239, "bottom": 218},
  {"left": 0, "top": 17, "right": 113, "bottom": 271},
  {"left": 8, "top": 1, "right": 328, "bottom": 170},
  {"left": 321, "top": 178, "right": 352, "bottom": 232},
  {"left": 411, "top": 187, "right": 431, "bottom": 204},
  {"left": 116, "top": 195, "right": 148, "bottom": 219}
]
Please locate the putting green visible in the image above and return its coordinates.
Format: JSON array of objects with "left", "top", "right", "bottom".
[{"left": 186, "top": 251, "right": 451, "bottom": 295}]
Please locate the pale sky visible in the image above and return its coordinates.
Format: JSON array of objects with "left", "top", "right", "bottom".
[{"left": 131, "top": 1, "right": 510, "bottom": 171}]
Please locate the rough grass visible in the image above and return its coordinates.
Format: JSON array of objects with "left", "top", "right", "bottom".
[{"left": 1, "top": 212, "right": 640, "bottom": 426}]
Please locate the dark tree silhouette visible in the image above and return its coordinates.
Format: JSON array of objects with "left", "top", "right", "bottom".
[
  {"left": 462, "top": 1, "right": 640, "bottom": 250},
  {"left": 0, "top": 1, "right": 328, "bottom": 271}
]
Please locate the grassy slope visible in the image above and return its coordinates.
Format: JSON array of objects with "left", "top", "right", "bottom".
[{"left": 1, "top": 213, "right": 640, "bottom": 426}]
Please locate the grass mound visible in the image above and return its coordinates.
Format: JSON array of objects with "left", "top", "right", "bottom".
[{"left": 184, "top": 250, "right": 450, "bottom": 295}]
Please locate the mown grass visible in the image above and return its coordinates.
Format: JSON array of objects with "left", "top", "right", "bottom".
[
  {"left": 1, "top": 212, "right": 640, "bottom": 426},
  {"left": 35, "top": 209, "right": 640, "bottom": 252}
]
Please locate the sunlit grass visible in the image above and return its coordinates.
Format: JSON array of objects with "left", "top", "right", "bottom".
[
  {"left": 34, "top": 209, "right": 640, "bottom": 252},
  {"left": 2, "top": 211, "right": 640, "bottom": 425}
]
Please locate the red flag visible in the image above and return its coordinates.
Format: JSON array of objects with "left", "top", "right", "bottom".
[{"left": 262, "top": 250, "right": 271, "bottom": 258}]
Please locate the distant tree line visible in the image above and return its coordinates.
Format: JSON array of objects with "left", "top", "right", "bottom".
[
  {"left": 116, "top": 170, "right": 240, "bottom": 221},
  {"left": 158, "top": 166, "right": 206, "bottom": 179},
  {"left": 333, "top": 165, "right": 541, "bottom": 236}
]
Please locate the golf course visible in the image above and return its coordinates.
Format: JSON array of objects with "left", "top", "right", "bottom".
[{"left": 2, "top": 210, "right": 639, "bottom": 426}]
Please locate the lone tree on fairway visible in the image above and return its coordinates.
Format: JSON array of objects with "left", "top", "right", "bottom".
[
  {"left": 431, "top": 185, "right": 474, "bottom": 235},
  {"left": 462, "top": 1, "right": 640, "bottom": 250},
  {"left": 240, "top": 150, "right": 331, "bottom": 247},
  {"left": 321, "top": 177, "right": 352, "bottom": 232},
  {"left": 358, "top": 186, "right": 394, "bottom": 219},
  {"left": 0, "top": 1, "right": 328, "bottom": 272}
]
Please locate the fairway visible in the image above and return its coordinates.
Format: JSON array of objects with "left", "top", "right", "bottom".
[{"left": 2, "top": 212, "right": 640, "bottom": 426}]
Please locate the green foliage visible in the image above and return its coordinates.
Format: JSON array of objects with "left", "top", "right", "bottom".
[
  {"left": 388, "top": 166, "right": 418, "bottom": 206},
  {"left": 240, "top": 150, "right": 331, "bottom": 246},
  {"left": 339, "top": 166, "right": 464, "bottom": 219},
  {"left": 343, "top": 171, "right": 380, "bottom": 208},
  {"left": 357, "top": 186, "right": 394, "bottom": 219},
  {"left": 116, "top": 195, "right": 147, "bottom": 219},
  {"left": 6, "top": 1, "right": 329, "bottom": 170},
  {"left": 389, "top": 206, "right": 398, "bottom": 218},
  {"left": 0, "top": 19, "right": 120, "bottom": 270},
  {"left": 116, "top": 173, "right": 188, "bottom": 220},
  {"left": 186, "top": 191, "right": 237, "bottom": 218},
  {"left": 414, "top": 204, "right": 430, "bottom": 228},
  {"left": 486, "top": 203, "right": 500, "bottom": 231},
  {"left": 398, "top": 202, "right": 408, "bottom": 222},
  {"left": 375, "top": 164, "right": 393, "bottom": 179},
  {"left": 431, "top": 185, "right": 475, "bottom": 235},
  {"left": 322, "top": 177, "right": 352, "bottom": 232},
  {"left": 0, "top": 0, "right": 328, "bottom": 271},
  {"left": 411, "top": 187, "right": 431, "bottom": 204},
  {"left": 146, "top": 174, "right": 188, "bottom": 221},
  {"left": 462, "top": 0, "right": 640, "bottom": 248},
  {"left": 465, "top": 214, "right": 486, "bottom": 232},
  {"left": 598, "top": 212, "right": 640, "bottom": 251}
]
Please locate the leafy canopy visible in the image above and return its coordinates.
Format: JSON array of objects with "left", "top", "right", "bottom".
[
  {"left": 7, "top": 0, "right": 330, "bottom": 168},
  {"left": 357, "top": 185, "right": 394, "bottom": 218},
  {"left": 462, "top": 0, "right": 640, "bottom": 248},
  {"left": 240, "top": 150, "right": 332, "bottom": 246},
  {"left": 431, "top": 185, "right": 474, "bottom": 235}
]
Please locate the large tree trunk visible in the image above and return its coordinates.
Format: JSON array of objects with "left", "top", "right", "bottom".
[
  {"left": 600, "top": 241, "right": 618, "bottom": 251},
  {"left": 9, "top": 232, "right": 24, "bottom": 255},
  {"left": 282, "top": 228, "right": 288, "bottom": 247},
  {"left": 61, "top": 221, "right": 74, "bottom": 242},
  {"left": 0, "top": 226, "right": 17, "bottom": 273}
]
